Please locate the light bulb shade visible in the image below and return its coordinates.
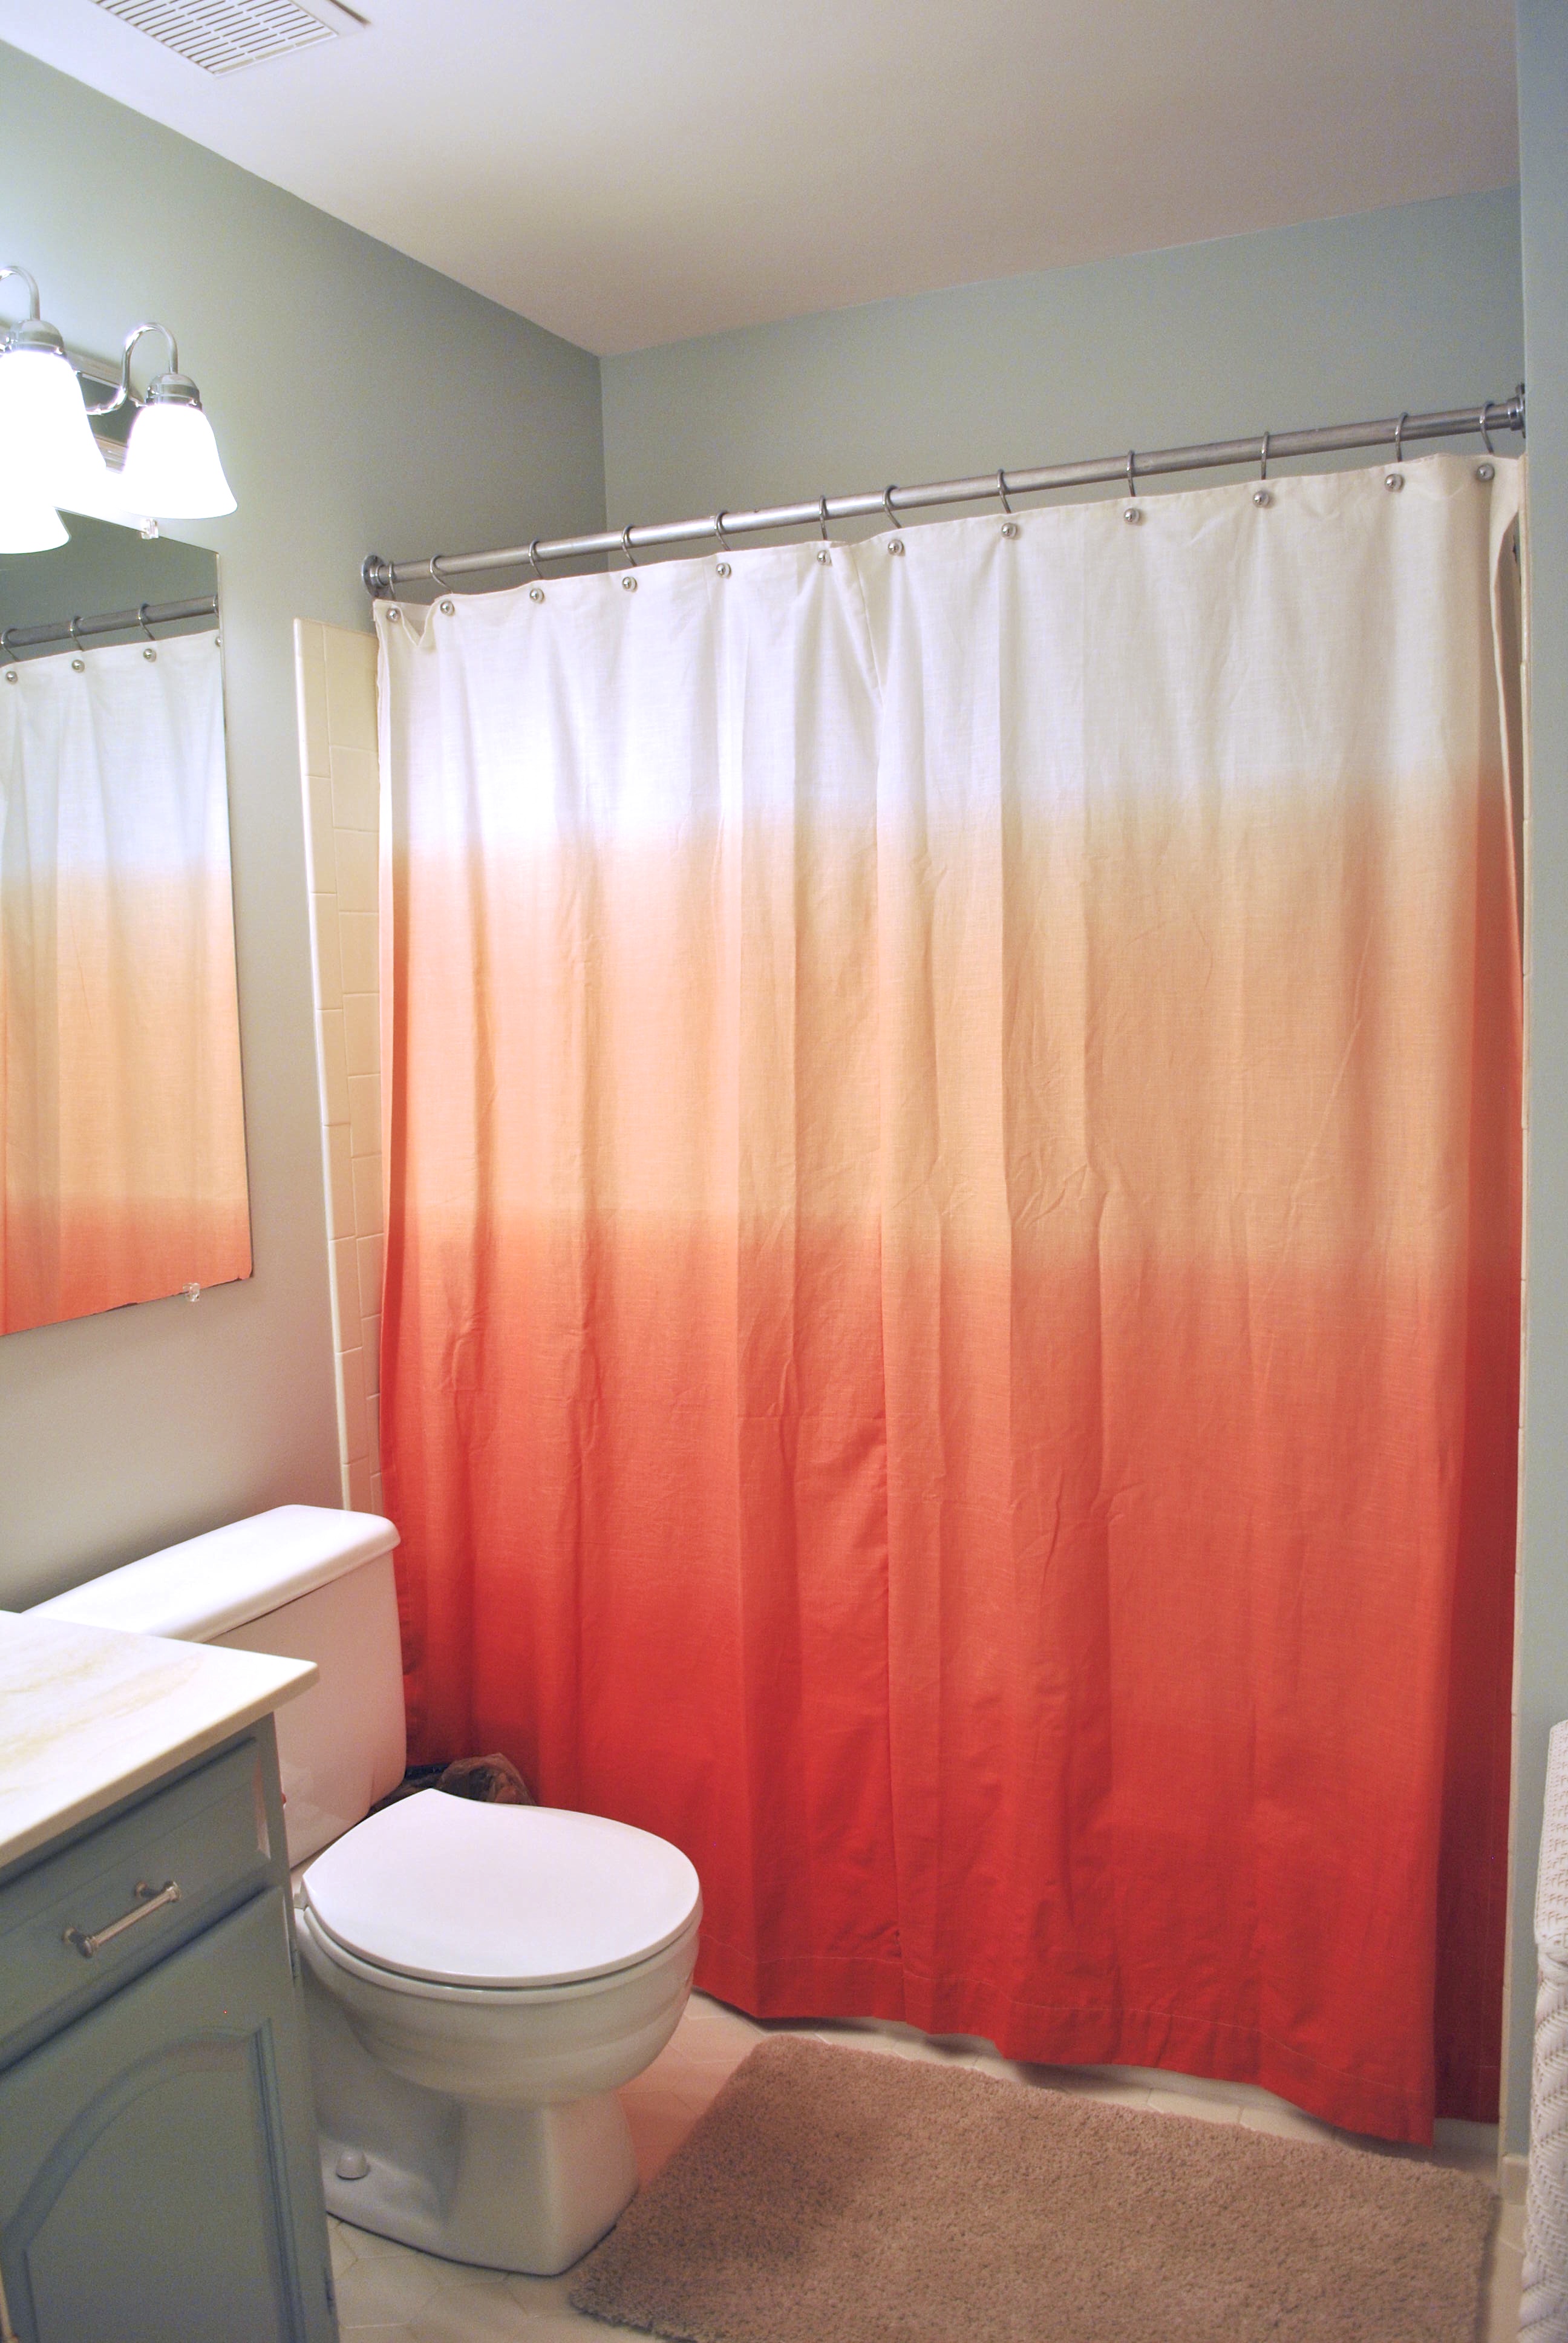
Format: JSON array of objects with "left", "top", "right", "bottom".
[
  {"left": 119, "top": 399, "right": 236, "bottom": 520},
  {"left": 0, "top": 477, "right": 67, "bottom": 554},
  {"left": 0, "top": 346, "right": 109, "bottom": 508},
  {"left": 59, "top": 459, "right": 152, "bottom": 533}
]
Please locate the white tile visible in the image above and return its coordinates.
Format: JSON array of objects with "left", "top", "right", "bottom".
[
  {"left": 1239, "top": 2101, "right": 1341, "bottom": 2147},
  {"left": 335, "top": 827, "right": 380, "bottom": 916},
  {"left": 340, "top": 910, "right": 380, "bottom": 995},
  {"left": 311, "top": 894, "right": 344, "bottom": 1013},
  {"left": 353, "top": 1152, "right": 384, "bottom": 1239},
  {"left": 332, "top": 744, "right": 381, "bottom": 834},
  {"left": 348, "top": 1454, "right": 374, "bottom": 1513},
  {"left": 328, "top": 1236, "right": 359, "bottom": 1348},
  {"left": 293, "top": 623, "right": 330, "bottom": 778},
  {"left": 324, "top": 624, "right": 379, "bottom": 755},
  {"left": 325, "top": 1123, "right": 355, "bottom": 1240},
  {"left": 369, "top": 1470, "right": 384, "bottom": 1514},
  {"left": 367, "top": 1391, "right": 380, "bottom": 1472},
  {"left": 1486, "top": 2237, "right": 1522, "bottom": 2343},
  {"left": 1146, "top": 2088, "right": 1243, "bottom": 2125},
  {"left": 338, "top": 1344, "right": 368, "bottom": 1464},
  {"left": 403, "top": 2275, "right": 536, "bottom": 2342},
  {"left": 362, "top": 1312, "right": 382, "bottom": 1395},
  {"left": 327, "top": 2218, "right": 359, "bottom": 2279},
  {"left": 318, "top": 1008, "right": 350, "bottom": 1127},
  {"left": 302, "top": 770, "right": 336, "bottom": 890},
  {"left": 348, "top": 1070, "right": 381, "bottom": 1159},
  {"left": 344, "top": 991, "right": 381, "bottom": 1078}
]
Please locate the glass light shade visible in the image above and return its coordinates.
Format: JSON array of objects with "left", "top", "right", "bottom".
[
  {"left": 119, "top": 399, "right": 236, "bottom": 520},
  {"left": 0, "top": 346, "right": 109, "bottom": 508},
  {"left": 59, "top": 459, "right": 152, "bottom": 533},
  {"left": 0, "top": 476, "right": 67, "bottom": 554}
]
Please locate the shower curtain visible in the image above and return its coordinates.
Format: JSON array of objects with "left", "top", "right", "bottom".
[
  {"left": 377, "top": 454, "right": 1523, "bottom": 2144},
  {"left": 0, "top": 630, "right": 250, "bottom": 1332}
]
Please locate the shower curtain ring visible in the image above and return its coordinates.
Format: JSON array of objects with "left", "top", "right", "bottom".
[
  {"left": 713, "top": 510, "right": 731, "bottom": 551},
  {"left": 137, "top": 603, "right": 157, "bottom": 642},
  {"left": 1258, "top": 433, "right": 1270, "bottom": 482},
  {"left": 70, "top": 614, "right": 84, "bottom": 650},
  {"left": 429, "top": 553, "right": 456, "bottom": 595},
  {"left": 1393, "top": 411, "right": 1408, "bottom": 466},
  {"left": 996, "top": 468, "right": 1013, "bottom": 515},
  {"left": 1126, "top": 450, "right": 1137, "bottom": 497},
  {"left": 527, "top": 539, "right": 546, "bottom": 582},
  {"left": 1479, "top": 403, "right": 1496, "bottom": 456},
  {"left": 818, "top": 494, "right": 831, "bottom": 540},
  {"left": 621, "top": 524, "right": 638, "bottom": 569},
  {"left": 883, "top": 485, "right": 900, "bottom": 529}
]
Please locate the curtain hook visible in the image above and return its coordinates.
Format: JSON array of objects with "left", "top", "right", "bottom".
[
  {"left": 1126, "top": 450, "right": 1137, "bottom": 498},
  {"left": 1258, "top": 432, "right": 1270, "bottom": 482},
  {"left": 713, "top": 510, "right": 731, "bottom": 552},
  {"left": 996, "top": 468, "right": 1013, "bottom": 515},
  {"left": 70, "top": 614, "right": 84, "bottom": 650},
  {"left": 1393, "top": 411, "right": 1407, "bottom": 466},
  {"left": 1478, "top": 402, "right": 1496, "bottom": 457},
  {"left": 429, "top": 553, "right": 455, "bottom": 594},
  {"left": 621, "top": 523, "right": 638, "bottom": 569},
  {"left": 883, "top": 485, "right": 900, "bottom": 529},
  {"left": 527, "top": 539, "right": 546, "bottom": 582},
  {"left": 818, "top": 494, "right": 831, "bottom": 541},
  {"left": 137, "top": 602, "right": 157, "bottom": 642}
]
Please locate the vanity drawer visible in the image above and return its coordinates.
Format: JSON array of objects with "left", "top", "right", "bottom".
[{"left": 0, "top": 1737, "right": 272, "bottom": 2066}]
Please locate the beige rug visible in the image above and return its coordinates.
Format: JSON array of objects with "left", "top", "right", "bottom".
[{"left": 571, "top": 2037, "right": 1494, "bottom": 2343}]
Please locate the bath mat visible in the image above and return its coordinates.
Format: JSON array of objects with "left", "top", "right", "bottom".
[{"left": 570, "top": 2037, "right": 1494, "bottom": 2343}]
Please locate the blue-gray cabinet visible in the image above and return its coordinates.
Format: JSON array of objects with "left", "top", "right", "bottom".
[{"left": 0, "top": 1726, "right": 337, "bottom": 2342}]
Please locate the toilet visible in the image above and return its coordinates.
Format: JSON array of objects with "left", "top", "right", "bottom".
[{"left": 33, "top": 1505, "right": 702, "bottom": 2274}]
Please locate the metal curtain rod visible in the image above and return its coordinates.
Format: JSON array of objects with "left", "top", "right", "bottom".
[
  {"left": 0, "top": 595, "right": 218, "bottom": 655},
  {"left": 363, "top": 391, "right": 1525, "bottom": 597}
]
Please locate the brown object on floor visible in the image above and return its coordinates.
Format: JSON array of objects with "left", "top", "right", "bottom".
[
  {"left": 435, "top": 1751, "right": 534, "bottom": 1804},
  {"left": 570, "top": 2037, "right": 1494, "bottom": 2343}
]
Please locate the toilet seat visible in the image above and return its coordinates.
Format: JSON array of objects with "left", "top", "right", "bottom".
[{"left": 301, "top": 1792, "right": 702, "bottom": 1991}]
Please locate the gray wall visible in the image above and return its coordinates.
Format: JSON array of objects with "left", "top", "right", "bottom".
[
  {"left": 0, "top": 42, "right": 605, "bottom": 1603},
  {"left": 603, "top": 189, "right": 1523, "bottom": 532},
  {"left": 1511, "top": 0, "right": 1568, "bottom": 2158}
]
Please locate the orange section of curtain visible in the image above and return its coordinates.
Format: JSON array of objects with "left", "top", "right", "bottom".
[{"left": 378, "top": 459, "right": 1521, "bottom": 2143}]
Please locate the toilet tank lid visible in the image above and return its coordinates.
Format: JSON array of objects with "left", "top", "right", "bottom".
[{"left": 30, "top": 1506, "right": 399, "bottom": 1644}]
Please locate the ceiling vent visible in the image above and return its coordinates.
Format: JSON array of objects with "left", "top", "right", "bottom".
[{"left": 91, "top": 0, "right": 367, "bottom": 76}]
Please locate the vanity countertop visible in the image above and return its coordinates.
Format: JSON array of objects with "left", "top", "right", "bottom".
[{"left": 0, "top": 1610, "right": 316, "bottom": 1870}]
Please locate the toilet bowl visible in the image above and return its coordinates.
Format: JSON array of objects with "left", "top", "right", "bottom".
[{"left": 32, "top": 1506, "right": 702, "bottom": 2273}]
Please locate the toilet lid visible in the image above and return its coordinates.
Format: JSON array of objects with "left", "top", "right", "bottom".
[{"left": 301, "top": 1793, "right": 702, "bottom": 1988}]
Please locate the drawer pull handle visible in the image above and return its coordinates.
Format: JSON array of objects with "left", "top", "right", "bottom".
[{"left": 64, "top": 1879, "right": 182, "bottom": 1959}]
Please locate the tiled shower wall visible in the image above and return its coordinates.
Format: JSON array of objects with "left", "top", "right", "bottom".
[{"left": 293, "top": 620, "right": 385, "bottom": 1515}]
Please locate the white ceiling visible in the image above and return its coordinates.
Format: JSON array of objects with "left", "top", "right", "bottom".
[{"left": 0, "top": 0, "right": 1520, "bottom": 357}]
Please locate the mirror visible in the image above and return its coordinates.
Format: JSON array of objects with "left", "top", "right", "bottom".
[{"left": 0, "top": 515, "right": 250, "bottom": 1334}]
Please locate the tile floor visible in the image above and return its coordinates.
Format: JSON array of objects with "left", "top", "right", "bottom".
[{"left": 326, "top": 1993, "right": 1524, "bottom": 2340}]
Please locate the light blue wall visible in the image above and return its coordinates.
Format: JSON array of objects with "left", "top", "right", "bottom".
[
  {"left": 603, "top": 190, "right": 1523, "bottom": 532},
  {"left": 1510, "top": 0, "right": 1568, "bottom": 2160},
  {"left": 0, "top": 42, "right": 605, "bottom": 1602}
]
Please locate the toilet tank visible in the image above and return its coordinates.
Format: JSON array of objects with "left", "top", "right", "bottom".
[{"left": 32, "top": 1506, "right": 407, "bottom": 1865}]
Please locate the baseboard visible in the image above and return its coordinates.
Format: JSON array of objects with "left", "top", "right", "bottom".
[{"left": 1503, "top": 2151, "right": 1530, "bottom": 2205}]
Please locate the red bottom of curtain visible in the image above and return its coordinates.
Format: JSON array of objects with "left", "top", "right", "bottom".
[{"left": 384, "top": 1216, "right": 1517, "bottom": 2149}]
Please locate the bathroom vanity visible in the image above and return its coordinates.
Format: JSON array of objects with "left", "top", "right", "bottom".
[{"left": 0, "top": 1610, "right": 338, "bottom": 2342}]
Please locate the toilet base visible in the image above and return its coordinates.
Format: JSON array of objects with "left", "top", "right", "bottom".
[{"left": 305, "top": 1962, "right": 639, "bottom": 2273}]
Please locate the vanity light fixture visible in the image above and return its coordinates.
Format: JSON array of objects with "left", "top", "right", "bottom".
[
  {"left": 0, "top": 266, "right": 109, "bottom": 520},
  {"left": 111, "top": 325, "right": 237, "bottom": 520},
  {"left": 0, "top": 269, "right": 237, "bottom": 529}
]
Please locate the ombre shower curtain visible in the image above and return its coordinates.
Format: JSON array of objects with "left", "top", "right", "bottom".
[
  {"left": 0, "top": 630, "right": 249, "bottom": 1332},
  {"left": 377, "top": 454, "right": 1523, "bottom": 2143}
]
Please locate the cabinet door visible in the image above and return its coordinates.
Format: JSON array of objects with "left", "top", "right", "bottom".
[{"left": 0, "top": 1889, "right": 336, "bottom": 2343}]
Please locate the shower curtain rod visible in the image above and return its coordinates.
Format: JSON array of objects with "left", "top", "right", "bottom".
[
  {"left": 1, "top": 594, "right": 218, "bottom": 657},
  {"left": 362, "top": 390, "right": 1525, "bottom": 598}
]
